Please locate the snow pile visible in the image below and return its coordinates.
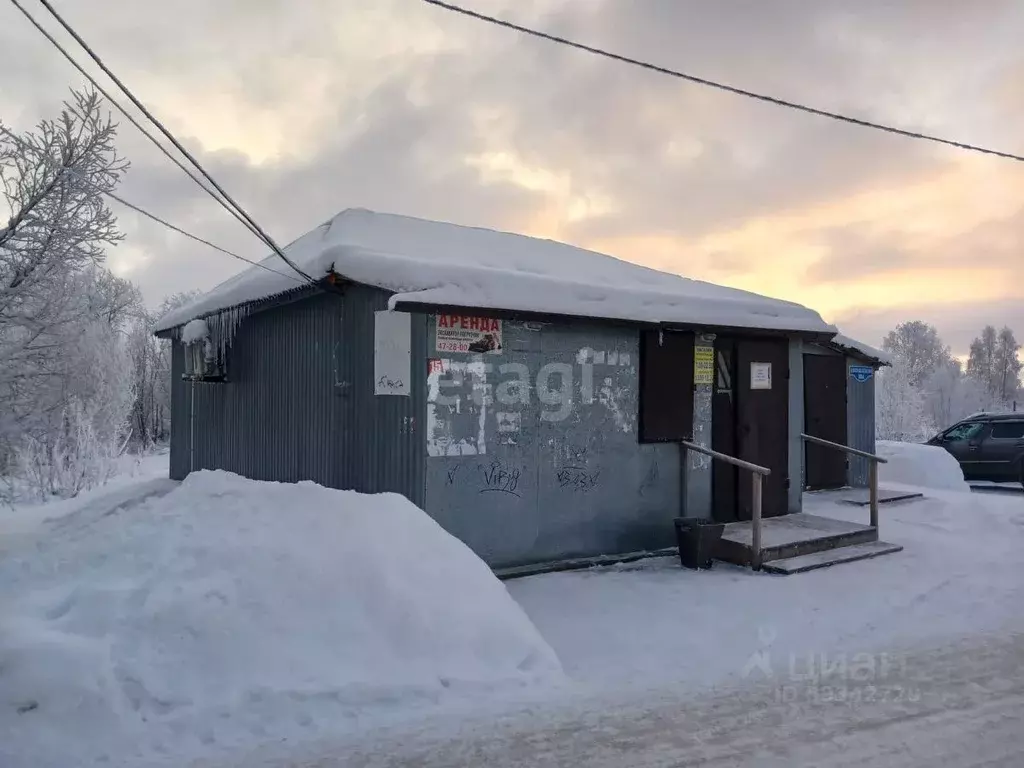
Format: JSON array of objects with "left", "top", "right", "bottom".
[
  {"left": 876, "top": 440, "right": 969, "bottom": 492},
  {"left": 155, "top": 208, "right": 836, "bottom": 335},
  {"left": 0, "top": 471, "right": 561, "bottom": 767},
  {"left": 180, "top": 317, "right": 210, "bottom": 344}
]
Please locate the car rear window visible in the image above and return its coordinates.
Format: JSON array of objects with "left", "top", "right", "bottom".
[{"left": 990, "top": 421, "right": 1024, "bottom": 439}]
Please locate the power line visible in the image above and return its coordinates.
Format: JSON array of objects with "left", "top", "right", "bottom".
[
  {"left": 6, "top": 0, "right": 264, "bottom": 247},
  {"left": 33, "top": 0, "right": 317, "bottom": 282},
  {"left": 15, "top": 0, "right": 318, "bottom": 283},
  {"left": 103, "top": 189, "right": 301, "bottom": 283},
  {"left": 423, "top": 0, "right": 1024, "bottom": 164},
  {"left": 0, "top": 124, "right": 302, "bottom": 283}
]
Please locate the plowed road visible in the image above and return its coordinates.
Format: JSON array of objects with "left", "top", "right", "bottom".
[{"left": 253, "top": 631, "right": 1024, "bottom": 768}]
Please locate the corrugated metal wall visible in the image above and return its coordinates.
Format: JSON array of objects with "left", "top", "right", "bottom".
[
  {"left": 846, "top": 355, "right": 877, "bottom": 488},
  {"left": 422, "top": 318, "right": 681, "bottom": 569},
  {"left": 169, "top": 286, "right": 426, "bottom": 505}
]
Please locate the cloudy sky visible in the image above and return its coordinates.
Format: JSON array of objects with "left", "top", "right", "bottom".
[{"left": 3, "top": 0, "right": 1023, "bottom": 354}]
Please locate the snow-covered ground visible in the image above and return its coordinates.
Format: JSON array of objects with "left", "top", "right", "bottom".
[
  {"left": 0, "top": 466, "right": 560, "bottom": 768},
  {"left": 509, "top": 485, "right": 1022, "bottom": 694},
  {"left": 2, "top": 444, "right": 1022, "bottom": 767},
  {"left": 286, "top": 631, "right": 1024, "bottom": 768},
  {"left": 1, "top": 451, "right": 174, "bottom": 541}
]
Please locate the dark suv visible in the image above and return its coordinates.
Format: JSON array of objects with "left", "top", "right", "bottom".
[{"left": 927, "top": 412, "right": 1024, "bottom": 483}]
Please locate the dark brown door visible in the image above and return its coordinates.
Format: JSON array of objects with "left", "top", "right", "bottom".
[
  {"left": 712, "top": 337, "right": 738, "bottom": 522},
  {"left": 639, "top": 330, "right": 695, "bottom": 442},
  {"left": 736, "top": 338, "right": 790, "bottom": 519},
  {"left": 803, "top": 354, "right": 848, "bottom": 489},
  {"left": 713, "top": 336, "right": 790, "bottom": 521}
]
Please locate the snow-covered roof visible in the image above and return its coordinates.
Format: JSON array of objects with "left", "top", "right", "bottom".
[
  {"left": 831, "top": 333, "right": 891, "bottom": 366},
  {"left": 155, "top": 209, "right": 837, "bottom": 335}
]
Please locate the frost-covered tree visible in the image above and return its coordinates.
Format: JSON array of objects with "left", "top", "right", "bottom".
[
  {"left": 876, "top": 350, "right": 932, "bottom": 441},
  {"left": 994, "top": 327, "right": 1022, "bottom": 403},
  {"left": 966, "top": 325, "right": 1021, "bottom": 407},
  {"left": 882, "top": 321, "right": 953, "bottom": 387},
  {"left": 967, "top": 326, "right": 998, "bottom": 394},
  {"left": 18, "top": 299, "right": 136, "bottom": 499},
  {"left": 126, "top": 290, "right": 201, "bottom": 450},
  {"left": 0, "top": 88, "right": 133, "bottom": 500},
  {"left": 923, "top": 358, "right": 988, "bottom": 429}
]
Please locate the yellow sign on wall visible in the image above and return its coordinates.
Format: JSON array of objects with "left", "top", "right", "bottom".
[{"left": 694, "top": 345, "right": 714, "bottom": 385}]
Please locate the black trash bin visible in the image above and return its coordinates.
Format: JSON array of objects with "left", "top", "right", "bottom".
[{"left": 673, "top": 517, "right": 725, "bottom": 570}]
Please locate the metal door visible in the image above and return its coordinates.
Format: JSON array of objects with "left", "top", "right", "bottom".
[
  {"left": 713, "top": 337, "right": 789, "bottom": 521},
  {"left": 735, "top": 338, "right": 790, "bottom": 519},
  {"left": 639, "top": 330, "right": 695, "bottom": 442},
  {"left": 803, "top": 354, "right": 848, "bottom": 489}
]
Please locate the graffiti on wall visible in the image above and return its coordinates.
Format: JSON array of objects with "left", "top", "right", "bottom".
[
  {"left": 443, "top": 459, "right": 524, "bottom": 497},
  {"left": 556, "top": 466, "right": 601, "bottom": 493},
  {"left": 478, "top": 460, "right": 523, "bottom": 497},
  {"left": 426, "top": 344, "right": 638, "bottom": 455}
]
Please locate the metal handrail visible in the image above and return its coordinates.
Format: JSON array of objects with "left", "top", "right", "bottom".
[
  {"left": 801, "top": 433, "right": 886, "bottom": 529},
  {"left": 679, "top": 440, "right": 771, "bottom": 476},
  {"left": 680, "top": 440, "right": 769, "bottom": 570},
  {"left": 801, "top": 433, "right": 887, "bottom": 464}
]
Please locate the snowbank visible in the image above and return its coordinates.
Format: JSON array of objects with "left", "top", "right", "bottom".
[
  {"left": 0, "top": 471, "right": 561, "bottom": 767},
  {"left": 876, "top": 440, "right": 970, "bottom": 492},
  {"left": 155, "top": 209, "right": 835, "bottom": 336}
]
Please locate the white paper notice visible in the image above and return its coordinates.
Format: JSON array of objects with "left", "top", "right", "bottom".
[
  {"left": 374, "top": 311, "right": 411, "bottom": 396},
  {"left": 750, "top": 361, "right": 772, "bottom": 390}
]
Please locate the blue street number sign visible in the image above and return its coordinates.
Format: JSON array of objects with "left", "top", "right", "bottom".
[{"left": 849, "top": 365, "right": 873, "bottom": 383}]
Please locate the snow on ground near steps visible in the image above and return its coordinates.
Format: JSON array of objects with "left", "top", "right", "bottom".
[
  {"left": 507, "top": 486, "right": 1024, "bottom": 697},
  {"left": 0, "top": 470, "right": 561, "bottom": 768},
  {"left": 876, "top": 439, "right": 970, "bottom": 492},
  {"left": 507, "top": 442, "right": 1020, "bottom": 697}
]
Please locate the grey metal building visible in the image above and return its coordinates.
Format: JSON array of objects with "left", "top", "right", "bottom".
[{"left": 156, "top": 209, "right": 882, "bottom": 571}]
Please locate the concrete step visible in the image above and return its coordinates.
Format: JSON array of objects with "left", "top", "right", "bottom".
[
  {"left": 717, "top": 513, "right": 878, "bottom": 566},
  {"left": 762, "top": 541, "right": 903, "bottom": 575}
]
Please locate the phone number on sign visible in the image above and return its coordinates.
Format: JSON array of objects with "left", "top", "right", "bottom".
[{"left": 436, "top": 341, "right": 472, "bottom": 352}]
